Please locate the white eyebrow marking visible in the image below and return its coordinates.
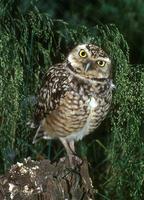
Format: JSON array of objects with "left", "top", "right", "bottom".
[{"left": 96, "top": 57, "right": 111, "bottom": 64}]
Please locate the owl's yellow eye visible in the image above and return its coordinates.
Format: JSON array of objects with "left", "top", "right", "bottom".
[
  {"left": 96, "top": 60, "right": 106, "bottom": 67},
  {"left": 79, "top": 49, "right": 87, "bottom": 58}
]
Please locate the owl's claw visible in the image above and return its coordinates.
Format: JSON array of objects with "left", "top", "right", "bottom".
[
  {"left": 69, "top": 154, "right": 83, "bottom": 166},
  {"left": 60, "top": 154, "right": 83, "bottom": 168}
]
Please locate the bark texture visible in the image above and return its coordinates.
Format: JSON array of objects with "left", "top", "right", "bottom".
[{"left": 0, "top": 157, "right": 95, "bottom": 200}]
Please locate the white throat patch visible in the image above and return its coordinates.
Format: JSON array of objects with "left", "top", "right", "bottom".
[{"left": 88, "top": 97, "right": 98, "bottom": 109}]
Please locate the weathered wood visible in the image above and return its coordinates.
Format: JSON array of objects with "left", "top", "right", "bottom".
[{"left": 0, "top": 157, "right": 95, "bottom": 200}]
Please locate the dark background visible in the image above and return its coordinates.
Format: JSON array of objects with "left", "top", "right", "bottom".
[{"left": 19, "top": 0, "right": 144, "bottom": 64}]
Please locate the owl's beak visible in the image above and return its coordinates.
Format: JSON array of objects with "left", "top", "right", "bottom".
[{"left": 84, "top": 61, "right": 93, "bottom": 72}]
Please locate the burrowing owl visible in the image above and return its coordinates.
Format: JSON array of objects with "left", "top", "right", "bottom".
[{"left": 32, "top": 44, "right": 114, "bottom": 163}]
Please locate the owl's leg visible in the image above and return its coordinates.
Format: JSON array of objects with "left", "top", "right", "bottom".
[
  {"left": 60, "top": 138, "right": 82, "bottom": 166},
  {"left": 68, "top": 140, "right": 75, "bottom": 154},
  {"left": 60, "top": 138, "right": 75, "bottom": 156}
]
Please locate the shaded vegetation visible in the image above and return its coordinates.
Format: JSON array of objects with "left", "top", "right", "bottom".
[
  {"left": 14, "top": 0, "right": 144, "bottom": 64},
  {"left": 0, "top": 0, "right": 144, "bottom": 199}
]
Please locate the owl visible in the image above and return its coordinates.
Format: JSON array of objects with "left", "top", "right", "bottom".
[{"left": 32, "top": 44, "right": 114, "bottom": 164}]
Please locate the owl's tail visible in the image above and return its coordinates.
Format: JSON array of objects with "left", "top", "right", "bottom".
[{"left": 32, "top": 124, "right": 52, "bottom": 144}]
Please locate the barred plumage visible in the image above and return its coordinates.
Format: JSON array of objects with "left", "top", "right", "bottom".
[{"left": 32, "top": 44, "right": 114, "bottom": 164}]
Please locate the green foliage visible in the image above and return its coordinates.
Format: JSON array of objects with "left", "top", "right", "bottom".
[
  {"left": 0, "top": 1, "right": 144, "bottom": 199},
  {"left": 105, "top": 64, "right": 144, "bottom": 199},
  {"left": 31, "top": 0, "right": 144, "bottom": 64}
]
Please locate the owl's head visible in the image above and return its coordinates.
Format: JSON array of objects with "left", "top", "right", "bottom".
[{"left": 67, "top": 44, "right": 112, "bottom": 80}]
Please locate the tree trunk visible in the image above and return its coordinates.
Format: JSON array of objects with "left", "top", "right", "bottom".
[{"left": 0, "top": 157, "right": 95, "bottom": 200}]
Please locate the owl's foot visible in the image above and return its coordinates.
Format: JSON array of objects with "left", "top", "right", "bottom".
[
  {"left": 60, "top": 154, "right": 83, "bottom": 168},
  {"left": 69, "top": 154, "right": 83, "bottom": 166}
]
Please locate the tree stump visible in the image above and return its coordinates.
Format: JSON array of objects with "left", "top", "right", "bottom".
[{"left": 0, "top": 157, "right": 95, "bottom": 199}]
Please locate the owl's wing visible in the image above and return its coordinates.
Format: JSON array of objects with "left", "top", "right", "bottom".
[
  {"left": 32, "top": 64, "right": 69, "bottom": 143},
  {"left": 34, "top": 64, "right": 69, "bottom": 123}
]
